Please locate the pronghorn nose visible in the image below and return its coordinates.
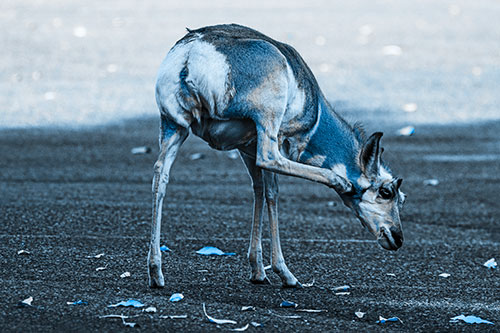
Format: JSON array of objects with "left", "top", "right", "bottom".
[{"left": 389, "top": 226, "right": 404, "bottom": 248}]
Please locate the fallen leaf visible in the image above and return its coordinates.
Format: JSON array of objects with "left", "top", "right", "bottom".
[
  {"left": 108, "top": 300, "right": 145, "bottom": 308},
  {"left": 335, "top": 292, "right": 350, "bottom": 296},
  {"left": 450, "top": 314, "right": 493, "bottom": 325},
  {"left": 377, "top": 316, "right": 403, "bottom": 324},
  {"left": 159, "top": 314, "right": 188, "bottom": 319},
  {"left": 169, "top": 293, "right": 184, "bottom": 302},
  {"left": 386, "top": 273, "right": 396, "bottom": 277},
  {"left": 439, "top": 273, "right": 450, "bottom": 278},
  {"left": 144, "top": 306, "right": 157, "bottom": 313},
  {"left": 296, "top": 309, "right": 327, "bottom": 313},
  {"left": 196, "top": 246, "right": 235, "bottom": 256},
  {"left": 86, "top": 253, "right": 104, "bottom": 259},
  {"left": 483, "top": 258, "right": 497, "bottom": 269},
  {"left": 17, "top": 250, "right": 30, "bottom": 255},
  {"left": 160, "top": 245, "right": 171, "bottom": 252},
  {"left": 250, "top": 322, "right": 262, "bottom": 327},
  {"left": 355, "top": 311, "right": 366, "bottom": 318},
  {"left": 96, "top": 266, "right": 107, "bottom": 271},
  {"left": 333, "top": 285, "right": 350, "bottom": 292},
  {"left": 302, "top": 278, "right": 315, "bottom": 287},
  {"left": 229, "top": 324, "right": 249, "bottom": 331},
  {"left": 280, "top": 300, "right": 298, "bottom": 308},
  {"left": 19, "top": 297, "right": 33, "bottom": 307},
  {"left": 67, "top": 300, "right": 87, "bottom": 305},
  {"left": 120, "top": 271, "right": 131, "bottom": 278},
  {"left": 202, "top": 303, "right": 237, "bottom": 324},
  {"left": 241, "top": 306, "right": 255, "bottom": 311}
]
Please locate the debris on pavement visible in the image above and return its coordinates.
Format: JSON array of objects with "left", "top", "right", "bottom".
[
  {"left": 18, "top": 297, "right": 33, "bottom": 307},
  {"left": 108, "top": 300, "right": 145, "bottom": 308},
  {"left": 334, "top": 285, "right": 350, "bottom": 292},
  {"left": 355, "top": 311, "right": 366, "bottom": 319},
  {"left": 397, "top": 126, "right": 415, "bottom": 136},
  {"left": 296, "top": 309, "right": 327, "bottom": 313},
  {"left": 87, "top": 253, "right": 104, "bottom": 259},
  {"left": 196, "top": 246, "right": 235, "bottom": 256},
  {"left": 423, "top": 179, "right": 439, "bottom": 186},
  {"left": 229, "top": 324, "right": 250, "bottom": 331},
  {"left": 439, "top": 273, "right": 451, "bottom": 278},
  {"left": 120, "top": 272, "right": 131, "bottom": 278},
  {"left": 99, "top": 314, "right": 137, "bottom": 327},
  {"left": 241, "top": 306, "right": 256, "bottom": 311},
  {"left": 376, "top": 316, "right": 403, "bottom": 324},
  {"left": 160, "top": 245, "right": 171, "bottom": 252},
  {"left": 386, "top": 273, "right": 396, "bottom": 277},
  {"left": 202, "top": 303, "right": 237, "bottom": 325},
  {"left": 483, "top": 258, "right": 497, "bottom": 269},
  {"left": 143, "top": 306, "right": 157, "bottom": 313},
  {"left": 302, "top": 278, "right": 315, "bottom": 287},
  {"left": 95, "top": 266, "right": 107, "bottom": 271},
  {"left": 250, "top": 322, "right": 262, "bottom": 327},
  {"left": 450, "top": 314, "right": 494, "bottom": 325},
  {"left": 189, "top": 153, "right": 204, "bottom": 161},
  {"left": 131, "top": 146, "right": 151, "bottom": 155},
  {"left": 17, "top": 250, "right": 30, "bottom": 255},
  {"left": 169, "top": 293, "right": 184, "bottom": 302},
  {"left": 67, "top": 300, "right": 87, "bottom": 305},
  {"left": 270, "top": 310, "right": 301, "bottom": 319},
  {"left": 159, "top": 314, "right": 188, "bottom": 319},
  {"left": 280, "top": 300, "right": 298, "bottom": 308}
]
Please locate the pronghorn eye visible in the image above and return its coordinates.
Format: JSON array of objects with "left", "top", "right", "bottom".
[{"left": 379, "top": 188, "right": 392, "bottom": 200}]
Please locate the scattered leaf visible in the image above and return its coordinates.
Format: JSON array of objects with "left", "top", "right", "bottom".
[
  {"left": 355, "top": 311, "right": 366, "bottom": 319},
  {"left": 86, "top": 253, "right": 104, "bottom": 259},
  {"left": 423, "top": 179, "right": 439, "bottom": 186},
  {"left": 386, "top": 273, "right": 396, "bottom": 277},
  {"left": 169, "top": 293, "right": 184, "bottom": 302},
  {"left": 250, "top": 322, "right": 262, "bottom": 327},
  {"left": 19, "top": 297, "right": 33, "bottom": 307},
  {"left": 302, "top": 279, "right": 315, "bottom": 287},
  {"left": 483, "top": 258, "right": 497, "bottom": 269},
  {"left": 335, "top": 292, "right": 350, "bottom": 296},
  {"left": 144, "top": 306, "right": 157, "bottom": 313},
  {"left": 17, "top": 250, "right": 30, "bottom": 255},
  {"left": 160, "top": 245, "right": 171, "bottom": 252},
  {"left": 202, "top": 303, "right": 237, "bottom": 325},
  {"left": 377, "top": 316, "right": 403, "bottom": 324},
  {"left": 450, "top": 314, "right": 493, "bottom": 325},
  {"left": 108, "top": 300, "right": 145, "bottom": 308},
  {"left": 196, "top": 246, "right": 235, "bottom": 256},
  {"left": 296, "top": 309, "right": 327, "bottom": 313},
  {"left": 67, "top": 300, "right": 87, "bottom": 305},
  {"left": 397, "top": 126, "right": 415, "bottom": 136},
  {"left": 159, "top": 314, "right": 188, "bottom": 319},
  {"left": 189, "top": 153, "right": 204, "bottom": 161},
  {"left": 120, "top": 271, "right": 131, "bottom": 278},
  {"left": 439, "top": 273, "right": 450, "bottom": 278},
  {"left": 333, "top": 285, "right": 350, "bottom": 292},
  {"left": 280, "top": 300, "right": 298, "bottom": 308},
  {"left": 241, "top": 306, "right": 256, "bottom": 311},
  {"left": 131, "top": 146, "right": 151, "bottom": 155},
  {"left": 96, "top": 266, "right": 107, "bottom": 271},
  {"left": 229, "top": 324, "right": 250, "bottom": 331}
]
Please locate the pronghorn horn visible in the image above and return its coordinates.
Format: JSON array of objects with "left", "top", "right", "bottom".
[{"left": 360, "top": 132, "right": 383, "bottom": 178}]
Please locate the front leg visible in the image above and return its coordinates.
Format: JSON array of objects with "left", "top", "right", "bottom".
[
  {"left": 264, "top": 171, "right": 301, "bottom": 288},
  {"left": 148, "top": 120, "right": 188, "bottom": 288}
]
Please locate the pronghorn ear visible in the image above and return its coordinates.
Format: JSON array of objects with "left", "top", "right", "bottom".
[
  {"left": 395, "top": 177, "right": 403, "bottom": 189},
  {"left": 360, "top": 132, "right": 383, "bottom": 178}
]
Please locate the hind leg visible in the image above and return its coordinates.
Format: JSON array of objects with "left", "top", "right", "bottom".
[
  {"left": 148, "top": 116, "right": 188, "bottom": 288},
  {"left": 240, "top": 152, "right": 268, "bottom": 284}
]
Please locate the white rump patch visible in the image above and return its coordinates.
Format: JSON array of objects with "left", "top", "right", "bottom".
[{"left": 282, "top": 65, "right": 305, "bottom": 123}]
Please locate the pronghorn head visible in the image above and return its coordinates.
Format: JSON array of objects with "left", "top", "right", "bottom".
[{"left": 340, "top": 132, "right": 406, "bottom": 251}]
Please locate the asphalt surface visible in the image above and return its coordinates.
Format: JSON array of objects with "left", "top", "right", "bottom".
[{"left": 0, "top": 118, "right": 498, "bottom": 331}]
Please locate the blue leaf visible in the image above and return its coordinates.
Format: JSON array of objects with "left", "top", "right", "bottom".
[
  {"left": 196, "top": 246, "right": 235, "bottom": 256},
  {"left": 450, "top": 315, "right": 494, "bottom": 325},
  {"left": 67, "top": 300, "right": 87, "bottom": 305},
  {"left": 280, "top": 300, "right": 298, "bottom": 308},
  {"left": 169, "top": 293, "right": 184, "bottom": 302},
  {"left": 160, "top": 245, "right": 171, "bottom": 252},
  {"left": 377, "top": 316, "right": 402, "bottom": 324},
  {"left": 108, "top": 300, "right": 145, "bottom": 308}
]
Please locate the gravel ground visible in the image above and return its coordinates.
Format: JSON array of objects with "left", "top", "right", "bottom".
[{"left": 0, "top": 118, "right": 498, "bottom": 331}]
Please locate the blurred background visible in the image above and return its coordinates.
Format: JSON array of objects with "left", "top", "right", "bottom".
[{"left": 1, "top": 0, "right": 499, "bottom": 128}]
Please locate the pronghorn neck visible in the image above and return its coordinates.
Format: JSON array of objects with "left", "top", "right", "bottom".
[{"left": 299, "top": 96, "right": 363, "bottom": 185}]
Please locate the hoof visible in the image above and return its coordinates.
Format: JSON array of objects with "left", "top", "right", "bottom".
[
  {"left": 149, "top": 274, "right": 165, "bottom": 288},
  {"left": 282, "top": 280, "right": 303, "bottom": 289},
  {"left": 250, "top": 276, "right": 271, "bottom": 285}
]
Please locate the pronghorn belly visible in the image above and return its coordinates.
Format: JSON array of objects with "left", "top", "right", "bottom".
[{"left": 191, "top": 117, "right": 256, "bottom": 151}]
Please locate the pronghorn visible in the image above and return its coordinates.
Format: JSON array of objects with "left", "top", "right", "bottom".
[{"left": 149, "top": 24, "right": 405, "bottom": 288}]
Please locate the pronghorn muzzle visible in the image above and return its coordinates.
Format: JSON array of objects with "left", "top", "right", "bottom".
[{"left": 378, "top": 226, "right": 404, "bottom": 251}]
